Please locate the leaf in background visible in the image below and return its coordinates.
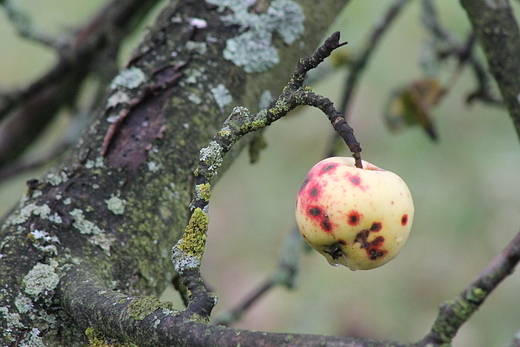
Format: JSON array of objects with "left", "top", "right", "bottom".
[{"left": 384, "top": 78, "right": 444, "bottom": 141}]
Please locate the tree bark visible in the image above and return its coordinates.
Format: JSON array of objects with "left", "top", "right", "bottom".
[
  {"left": 0, "top": 0, "right": 351, "bottom": 345},
  {"left": 460, "top": 0, "right": 520, "bottom": 137}
]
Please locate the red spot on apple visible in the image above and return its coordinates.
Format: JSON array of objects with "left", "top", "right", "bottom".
[
  {"left": 401, "top": 214, "right": 408, "bottom": 226},
  {"left": 347, "top": 210, "right": 361, "bottom": 226},
  {"left": 367, "top": 235, "right": 387, "bottom": 260},
  {"left": 371, "top": 236, "right": 384, "bottom": 246}
]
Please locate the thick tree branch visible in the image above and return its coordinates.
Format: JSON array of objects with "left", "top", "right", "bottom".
[
  {"left": 0, "top": 0, "right": 161, "bottom": 168},
  {"left": 0, "top": 1, "right": 352, "bottom": 345},
  {"left": 459, "top": 0, "right": 520, "bottom": 139},
  {"left": 61, "top": 266, "right": 410, "bottom": 347}
]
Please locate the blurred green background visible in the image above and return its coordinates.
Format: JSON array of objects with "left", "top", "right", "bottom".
[{"left": 2, "top": 1, "right": 520, "bottom": 346}]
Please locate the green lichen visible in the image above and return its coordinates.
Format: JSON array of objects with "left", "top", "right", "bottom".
[
  {"left": 195, "top": 183, "right": 212, "bottom": 201},
  {"left": 128, "top": 295, "right": 176, "bottom": 321},
  {"left": 85, "top": 327, "right": 138, "bottom": 347},
  {"left": 206, "top": 0, "right": 305, "bottom": 73},
  {"left": 467, "top": 286, "right": 487, "bottom": 303},
  {"left": 176, "top": 208, "right": 208, "bottom": 260}
]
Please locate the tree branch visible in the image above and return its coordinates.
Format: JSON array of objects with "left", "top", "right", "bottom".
[
  {"left": 421, "top": 230, "right": 520, "bottom": 345},
  {"left": 459, "top": 0, "right": 520, "bottom": 139},
  {"left": 339, "top": 0, "right": 411, "bottom": 114},
  {"left": 0, "top": 0, "right": 161, "bottom": 168}
]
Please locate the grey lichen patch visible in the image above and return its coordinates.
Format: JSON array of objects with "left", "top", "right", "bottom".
[
  {"left": 110, "top": 67, "right": 147, "bottom": 90},
  {"left": 199, "top": 141, "right": 224, "bottom": 177},
  {"left": 7, "top": 203, "right": 51, "bottom": 225},
  {"left": 19, "top": 327, "right": 45, "bottom": 347},
  {"left": 106, "top": 196, "right": 126, "bottom": 215},
  {"left": 259, "top": 90, "right": 274, "bottom": 110},
  {"left": 45, "top": 171, "right": 68, "bottom": 186},
  {"left": 128, "top": 295, "right": 176, "bottom": 321},
  {"left": 171, "top": 248, "right": 200, "bottom": 274},
  {"left": 15, "top": 294, "right": 34, "bottom": 313},
  {"left": 224, "top": 31, "right": 279, "bottom": 73},
  {"left": 106, "top": 90, "right": 131, "bottom": 108},
  {"left": 206, "top": 0, "right": 305, "bottom": 73},
  {"left": 188, "top": 93, "right": 202, "bottom": 105},
  {"left": 210, "top": 84, "right": 233, "bottom": 111},
  {"left": 70, "top": 209, "right": 115, "bottom": 255},
  {"left": 90, "top": 233, "right": 117, "bottom": 256},
  {"left": 185, "top": 40, "right": 207, "bottom": 55},
  {"left": 23, "top": 263, "right": 60, "bottom": 297},
  {"left": 70, "top": 209, "right": 103, "bottom": 235}
]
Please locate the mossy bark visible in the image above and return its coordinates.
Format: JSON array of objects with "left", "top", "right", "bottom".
[{"left": 0, "top": 0, "right": 351, "bottom": 345}]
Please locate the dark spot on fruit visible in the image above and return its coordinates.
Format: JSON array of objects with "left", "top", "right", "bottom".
[
  {"left": 321, "top": 214, "right": 332, "bottom": 231},
  {"left": 370, "top": 249, "right": 376, "bottom": 256},
  {"left": 370, "top": 222, "right": 382, "bottom": 231},
  {"left": 376, "top": 251, "right": 384, "bottom": 257},
  {"left": 322, "top": 164, "right": 336, "bottom": 172},
  {"left": 347, "top": 210, "right": 361, "bottom": 226},
  {"left": 355, "top": 229, "right": 369, "bottom": 244},
  {"left": 370, "top": 255, "right": 377, "bottom": 260},
  {"left": 324, "top": 243, "right": 343, "bottom": 260},
  {"left": 349, "top": 175, "right": 361, "bottom": 185},
  {"left": 361, "top": 241, "right": 370, "bottom": 249},
  {"left": 322, "top": 219, "right": 331, "bottom": 231},
  {"left": 311, "top": 187, "right": 318, "bottom": 197},
  {"left": 401, "top": 214, "right": 408, "bottom": 226},
  {"left": 299, "top": 176, "right": 310, "bottom": 192},
  {"left": 338, "top": 240, "right": 347, "bottom": 245},
  {"left": 371, "top": 236, "right": 384, "bottom": 246},
  {"left": 309, "top": 207, "right": 321, "bottom": 216}
]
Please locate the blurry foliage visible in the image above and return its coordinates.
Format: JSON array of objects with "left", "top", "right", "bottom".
[{"left": 1, "top": 1, "right": 520, "bottom": 346}]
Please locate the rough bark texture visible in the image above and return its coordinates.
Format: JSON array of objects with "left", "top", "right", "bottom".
[
  {"left": 460, "top": 0, "right": 520, "bottom": 137},
  {"left": 0, "top": 0, "right": 350, "bottom": 345}
]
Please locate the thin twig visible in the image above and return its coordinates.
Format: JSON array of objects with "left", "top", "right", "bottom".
[
  {"left": 0, "top": 0, "right": 63, "bottom": 48},
  {"left": 213, "top": 227, "right": 306, "bottom": 326},
  {"left": 421, "top": 0, "right": 502, "bottom": 106},
  {"left": 339, "top": 0, "right": 411, "bottom": 114},
  {"left": 421, "top": 231, "right": 520, "bottom": 345}
]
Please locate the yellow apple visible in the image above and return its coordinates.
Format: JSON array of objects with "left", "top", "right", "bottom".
[{"left": 295, "top": 157, "right": 414, "bottom": 270}]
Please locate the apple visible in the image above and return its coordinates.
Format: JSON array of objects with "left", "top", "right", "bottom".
[{"left": 295, "top": 157, "right": 414, "bottom": 270}]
